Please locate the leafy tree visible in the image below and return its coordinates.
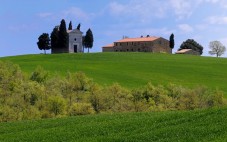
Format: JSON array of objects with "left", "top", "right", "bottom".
[
  {"left": 208, "top": 41, "right": 226, "bottom": 57},
  {"left": 58, "top": 19, "right": 69, "bottom": 49},
  {"left": 84, "top": 28, "right": 94, "bottom": 53},
  {"left": 169, "top": 33, "right": 174, "bottom": 49},
  {"left": 179, "top": 39, "right": 203, "bottom": 55},
  {"left": 37, "top": 33, "right": 50, "bottom": 54},
  {"left": 68, "top": 21, "right": 72, "bottom": 30},
  {"left": 48, "top": 95, "right": 66, "bottom": 116},
  {"left": 30, "top": 66, "right": 49, "bottom": 84},
  {"left": 77, "top": 23, "right": 81, "bottom": 30},
  {"left": 50, "top": 27, "right": 59, "bottom": 49}
]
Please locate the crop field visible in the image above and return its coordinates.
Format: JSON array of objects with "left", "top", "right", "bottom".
[{"left": 0, "top": 108, "right": 227, "bottom": 141}]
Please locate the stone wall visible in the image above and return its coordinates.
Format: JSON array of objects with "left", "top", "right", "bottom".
[
  {"left": 185, "top": 50, "right": 200, "bottom": 55},
  {"left": 102, "top": 47, "right": 114, "bottom": 52}
]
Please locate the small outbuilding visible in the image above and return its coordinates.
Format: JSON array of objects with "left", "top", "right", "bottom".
[{"left": 175, "top": 49, "right": 200, "bottom": 55}]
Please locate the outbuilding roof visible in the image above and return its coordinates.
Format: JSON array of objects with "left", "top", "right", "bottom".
[{"left": 176, "top": 49, "right": 192, "bottom": 54}]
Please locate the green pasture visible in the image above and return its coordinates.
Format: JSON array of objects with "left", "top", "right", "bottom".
[{"left": 1, "top": 52, "right": 227, "bottom": 94}]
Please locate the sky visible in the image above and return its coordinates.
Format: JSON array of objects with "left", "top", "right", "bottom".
[{"left": 1, "top": 0, "right": 227, "bottom": 57}]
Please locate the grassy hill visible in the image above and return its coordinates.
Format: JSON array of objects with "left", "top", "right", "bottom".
[
  {"left": 0, "top": 108, "right": 227, "bottom": 141},
  {"left": 1, "top": 52, "right": 227, "bottom": 95}
]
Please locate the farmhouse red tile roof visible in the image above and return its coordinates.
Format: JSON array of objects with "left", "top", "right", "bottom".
[
  {"left": 103, "top": 43, "right": 114, "bottom": 48},
  {"left": 115, "top": 37, "right": 160, "bottom": 43},
  {"left": 176, "top": 49, "right": 192, "bottom": 54}
]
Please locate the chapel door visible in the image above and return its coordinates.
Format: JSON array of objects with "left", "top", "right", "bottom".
[{"left": 74, "top": 45, "right": 78, "bottom": 53}]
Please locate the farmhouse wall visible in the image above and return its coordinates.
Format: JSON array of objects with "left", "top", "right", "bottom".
[{"left": 106, "top": 37, "right": 171, "bottom": 53}]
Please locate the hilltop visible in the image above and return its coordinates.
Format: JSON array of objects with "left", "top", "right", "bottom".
[{"left": 1, "top": 52, "right": 227, "bottom": 95}]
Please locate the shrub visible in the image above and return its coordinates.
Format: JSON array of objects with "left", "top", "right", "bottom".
[
  {"left": 30, "top": 66, "right": 49, "bottom": 83},
  {"left": 69, "top": 103, "right": 94, "bottom": 116},
  {"left": 47, "top": 96, "right": 66, "bottom": 116},
  {"left": 103, "top": 83, "right": 132, "bottom": 112}
]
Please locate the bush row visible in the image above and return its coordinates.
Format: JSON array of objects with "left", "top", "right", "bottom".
[{"left": 0, "top": 61, "right": 225, "bottom": 122}]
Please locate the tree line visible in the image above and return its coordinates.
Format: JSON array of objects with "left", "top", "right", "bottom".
[
  {"left": 0, "top": 61, "right": 225, "bottom": 122},
  {"left": 169, "top": 33, "right": 226, "bottom": 57},
  {"left": 37, "top": 19, "right": 94, "bottom": 54}
]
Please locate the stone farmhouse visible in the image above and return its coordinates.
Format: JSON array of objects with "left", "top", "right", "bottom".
[
  {"left": 102, "top": 36, "right": 172, "bottom": 53},
  {"left": 51, "top": 27, "right": 83, "bottom": 54}
]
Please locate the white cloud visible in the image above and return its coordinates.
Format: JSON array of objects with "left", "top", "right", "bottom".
[
  {"left": 107, "top": 0, "right": 210, "bottom": 21},
  {"left": 108, "top": 0, "right": 169, "bottom": 22},
  {"left": 178, "top": 24, "right": 194, "bottom": 33},
  {"left": 37, "top": 12, "right": 53, "bottom": 18},
  {"left": 36, "top": 7, "right": 90, "bottom": 22},
  {"left": 207, "top": 16, "right": 227, "bottom": 24},
  {"left": 169, "top": 0, "right": 193, "bottom": 19},
  {"left": 62, "top": 7, "right": 89, "bottom": 21}
]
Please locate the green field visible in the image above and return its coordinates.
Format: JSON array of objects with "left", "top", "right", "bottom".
[
  {"left": 0, "top": 108, "right": 226, "bottom": 141},
  {"left": 1, "top": 53, "right": 227, "bottom": 141},
  {"left": 1, "top": 52, "right": 227, "bottom": 95}
]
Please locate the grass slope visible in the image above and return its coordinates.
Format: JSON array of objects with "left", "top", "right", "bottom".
[
  {"left": 1, "top": 52, "right": 227, "bottom": 94},
  {"left": 0, "top": 108, "right": 227, "bottom": 141}
]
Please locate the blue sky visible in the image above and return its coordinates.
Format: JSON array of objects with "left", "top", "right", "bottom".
[{"left": 1, "top": 0, "right": 227, "bottom": 57}]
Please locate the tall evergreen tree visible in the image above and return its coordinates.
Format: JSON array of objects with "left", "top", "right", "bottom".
[
  {"left": 58, "top": 19, "right": 69, "bottom": 48},
  {"left": 68, "top": 21, "right": 72, "bottom": 30},
  {"left": 77, "top": 23, "right": 81, "bottom": 30},
  {"left": 82, "top": 35, "right": 85, "bottom": 53},
  {"left": 84, "top": 28, "right": 94, "bottom": 53},
  {"left": 37, "top": 33, "right": 50, "bottom": 54},
  {"left": 50, "top": 27, "right": 59, "bottom": 49},
  {"left": 169, "top": 33, "right": 174, "bottom": 49}
]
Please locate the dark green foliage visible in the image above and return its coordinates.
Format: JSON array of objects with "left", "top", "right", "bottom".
[
  {"left": 37, "top": 33, "right": 50, "bottom": 54},
  {"left": 30, "top": 66, "right": 49, "bottom": 83},
  {"left": 68, "top": 21, "right": 72, "bottom": 30},
  {"left": 179, "top": 39, "right": 203, "bottom": 55},
  {"left": 169, "top": 33, "right": 174, "bottom": 49},
  {"left": 77, "top": 23, "right": 81, "bottom": 30},
  {"left": 82, "top": 35, "right": 85, "bottom": 52},
  {"left": 84, "top": 28, "right": 94, "bottom": 53},
  {"left": 50, "top": 27, "right": 59, "bottom": 49},
  {"left": 58, "top": 19, "right": 69, "bottom": 49}
]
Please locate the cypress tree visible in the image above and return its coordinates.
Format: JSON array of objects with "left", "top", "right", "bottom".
[
  {"left": 169, "top": 33, "right": 174, "bottom": 49},
  {"left": 68, "top": 21, "right": 72, "bottom": 30},
  {"left": 77, "top": 23, "right": 81, "bottom": 30},
  {"left": 50, "top": 27, "right": 59, "bottom": 49},
  {"left": 82, "top": 35, "right": 85, "bottom": 53},
  {"left": 58, "top": 19, "right": 68, "bottom": 49},
  {"left": 84, "top": 28, "right": 94, "bottom": 53}
]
